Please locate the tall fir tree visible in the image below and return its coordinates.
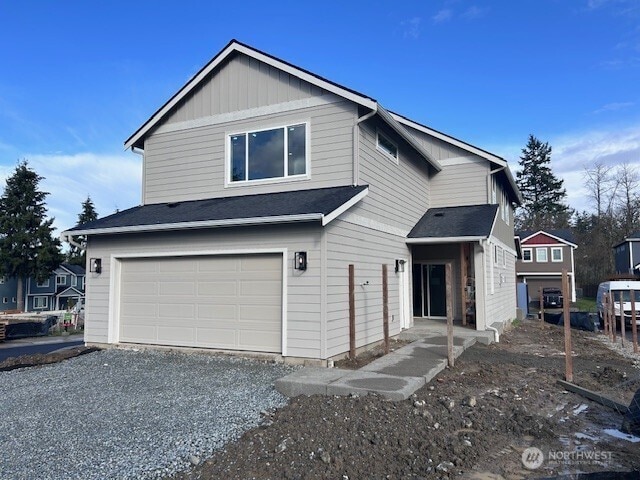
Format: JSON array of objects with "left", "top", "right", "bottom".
[
  {"left": 67, "top": 196, "right": 98, "bottom": 267},
  {"left": 515, "top": 135, "right": 572, "bottom": 230},
  {"left": 0, "top": 161, "right": 63, "bottom": 311}
]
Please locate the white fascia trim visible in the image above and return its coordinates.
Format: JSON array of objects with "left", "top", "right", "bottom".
[
  {"left": 488, "top": 207, "right": 499, "bottom": 238},
  {"left": 322, "top": 188, "right": 369, "bottom": 226},
  {"left": 339, "top": 212, "right": 409, "bottom": 238},
  {"left": 125, "top": 41, "right": 377, "bottom": 150},
  {"left": 406, "top": 236, "right": 485, "bottom": 244},
  {"left": 63, "top": 213, "right": 323, "bottom": 237},
  {"left": 518, "top": 272, "right": 573, "bottom": 276},
  {"left": 520, "top": 230, "right": 577, "bottom": 248}
]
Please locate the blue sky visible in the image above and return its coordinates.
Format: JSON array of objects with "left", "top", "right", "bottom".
[{"left": 1, "top": 0, "right": 639, "bottom": 232}]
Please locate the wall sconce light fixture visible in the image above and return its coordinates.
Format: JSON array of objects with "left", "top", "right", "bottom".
[
  {"left": 294, "top": 252, "right": 307, "bottom": 271},
  {"left": 90, "top": 258, "right": 102, "bottom": 274},
  {"left": 395, "top": 259, "right": 406, "bottom": 273}
]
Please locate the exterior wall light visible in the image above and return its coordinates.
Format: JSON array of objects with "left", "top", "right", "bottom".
[
  {"left": 294, "top": 252, "right": 307, "bottom": 271},
  {"left": 90, "top": 258, "right": 102, "bottom": 274},
  {"left": 395, "top": 259, "right": 406, "bottom": 273}
]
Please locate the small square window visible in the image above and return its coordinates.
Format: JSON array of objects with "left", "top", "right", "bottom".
[
  {"left": 34, "top": 296, "right": 48, "bottom": 309},
  {"left": 522, "top": 248, "right": 532, "bottom": 262},
  {"left": 56, "top": 275, "right": 66, "bottom": 286},
  {"left": 376, "top": 132, "right": 398, "bottom": 161},
  {"left": 551, "top": 247, "right": 563, "bottom": 262},
  {"left": 36, "top": 279, "right": 49, "bottom": 288},
  {"left": 2, "top": 297, "right": 7, "bottom": 304},
  {"left": 536, "top": 248, "right": 548, "bottom": 262}
]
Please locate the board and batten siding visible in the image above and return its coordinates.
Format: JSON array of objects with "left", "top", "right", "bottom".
[
  {"left": 325, "top": 219, "right": 409, "bottom": 358},
  {"left": 356, "top": 119, "right": 431, "bottom": 232},
  {"left": 143, "top": 99, "right": 357, "bottom": 204},
  {"left": 164, "top": 53, "right": 329, "bottom": 124},
  {"left": 429, "top": 157, "right": 489, "bottom": 208},
  {"left": 84, "top": 224, "right": 323, "bottom": 359}
]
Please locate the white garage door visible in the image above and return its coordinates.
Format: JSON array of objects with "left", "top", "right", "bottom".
[{"left": 118, "top": 254, "right": 282, "bottom": 353}]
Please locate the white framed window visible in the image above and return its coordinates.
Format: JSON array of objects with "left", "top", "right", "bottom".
[
  {"left": 2, "top": 297, "right": 7, "bottom": 304},
  {"left": 536, "top": 247, "right": 548, "bottom": 262},
  {"left": 56, "top": 274, "right": 66, "bottom": 286},
  {"left": 551, "top": 247, "right": 563, "bottom": 262},
  {"left": 376, "top": 131, "right": 398, "bottom": 162},
  {"left": 36, "top": 279, "right": 50, "bottom": 288},
  {"left": 11, "top": 297, "right": 15, "bottom": 303},
  {"left": 81, "top": 277, "right": 85, "bottom": 290},
  {"left": 228, "top": 123, "right": 308, "bottom": 184},
  {"left": 0, "top": 277, "right": 4, "bottom": 284},
  {"left": 522, "top": 248, "right": 532, "bottom": 262},
  {"left": 34, "top": 296, "right": 48, "bottom": 309}
]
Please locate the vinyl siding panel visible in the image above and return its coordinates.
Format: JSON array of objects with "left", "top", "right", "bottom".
[
  {"left": 485, "top": 236, "right": 517, "bottom": 327},
  {"left": 325, "top": 219, "right": 410, "bottom": 358},
  {"left": 429, "top": 157, "right": 489, "bottom": 208},
  {"left": 402, "top": 125, "right": 472, "bottom": 161},
  {"left": 163, "top": 54, "right": 327, "bottom": 124},
  {"left": 84, "top": 224, "right": 322, "bottom": 358},
  {"left": 517, "top": 245, "right": 573, "bottom": 274},
  {"left": 357, "top": 119, "right": 431, "bottom": 232},
  {"left": 143, "top": 100, "right": 356, "bottom": 204}
]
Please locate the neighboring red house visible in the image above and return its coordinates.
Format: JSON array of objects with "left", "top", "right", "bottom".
[{"left": 515, "top": 229, "right": 577, "bottom": 302}]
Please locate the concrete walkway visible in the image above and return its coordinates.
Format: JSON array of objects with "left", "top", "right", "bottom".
[{"left": 276, "top": 320, "right": 501, "bottom": 401}]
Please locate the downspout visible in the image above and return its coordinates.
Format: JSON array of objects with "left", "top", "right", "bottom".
[
  {"left": 487, "top": 166, "right": 506, "bottom": 203},
  {"left": 477, "top": 239, "right": 499, "bottom": 342},
  {"left": 352, "top": 108, "right": 378, "bottom": 186},
  {"left": 486, "top": 324, "right": 500, "bottom": 343}
]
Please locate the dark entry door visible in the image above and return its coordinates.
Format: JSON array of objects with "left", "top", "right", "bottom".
[{"left": 412, "top": 263, "right": 447, "bottom": 318}]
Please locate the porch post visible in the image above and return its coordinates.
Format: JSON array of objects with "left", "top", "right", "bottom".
[{"left": 460, "top": 243, "right": 467, "bottom": 326}]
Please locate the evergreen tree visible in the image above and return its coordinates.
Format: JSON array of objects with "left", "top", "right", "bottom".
[
  {"left": 515, "top": 134, "right": 572, "bottom": 230},
  {"left": 0, "top": 161, "right": 63, "bottom": 311},
  {"left": 67, "top": 196, "right": 98, "bottom": 266}
]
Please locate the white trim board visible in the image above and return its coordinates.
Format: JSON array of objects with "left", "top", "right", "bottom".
[{"left": 107, "top": 248, "right": 289, "bottom": 356}]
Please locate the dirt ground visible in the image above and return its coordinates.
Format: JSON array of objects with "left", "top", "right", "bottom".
[
  {"left": 5, "top": 321, "right": 640, "bottom": 479},
  {"left": 0, "top": 345, "right": 97, "bottom": 371},
  {"left": 173, "top": 320, "right": 640, "bottom": 480}
]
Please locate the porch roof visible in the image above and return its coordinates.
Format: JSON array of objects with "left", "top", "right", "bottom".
[{"left": 407, "top": 204, "right": 498, "bottom": 243}]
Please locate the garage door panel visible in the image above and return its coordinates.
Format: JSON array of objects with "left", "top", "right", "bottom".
[{"left": 119, "top": 254, "right": 282, "bottom": 352}]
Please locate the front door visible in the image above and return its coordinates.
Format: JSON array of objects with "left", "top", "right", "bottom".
[{"left": 412, "top": 263, "right": 447, "bottom": 318}]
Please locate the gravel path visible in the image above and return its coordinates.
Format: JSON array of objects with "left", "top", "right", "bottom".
[{"left": 0, "top": 348, "right": 295, "bottom": 479}]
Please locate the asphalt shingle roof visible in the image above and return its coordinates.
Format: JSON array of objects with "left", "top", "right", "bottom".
[
  {"left": 67, "top": 185, "right": 368, "bottom": 233},
  {"left": 408, "top": 204, "right": 498, "bottom": 239},
  {"left": 516, "top": 228, "right": 576, "bottom": 244}
]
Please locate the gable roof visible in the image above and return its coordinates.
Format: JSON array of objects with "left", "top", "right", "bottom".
[
  {"left": 124, "top": 40, "right": 441, "bottom": 173},
  {"left": 613, "top": 231, "right": 640, "bottom": 248},
  {"left": 63, "top": 185, "right": 368, "bottom": 236},
  {"left": 56, "top": 286, "right": 84, "bottom": 297},
  {"left": 517, "top": 229, "right": 577, "bottom": 247},
  {"left": 59, "top": 263, "right": 86, "bottom": 276},
  {"left": 407, "top": 204, "right": 498, "bottom": 242}
]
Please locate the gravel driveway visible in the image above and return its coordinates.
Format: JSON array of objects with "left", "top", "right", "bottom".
[{"left": 0, "top": 348, "right": 295, "bottom": 479}]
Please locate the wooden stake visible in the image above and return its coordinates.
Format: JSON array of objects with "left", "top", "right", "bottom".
[
  {"left": 603, "top": 293, "right": 610, "bottom": 339},
  {"left": 620, "top": 291, "right": 626, "bottom": 348},
  {"left": 611, "top": 291, "right": 617, "bottom": 343},
  {"left": 631, "top": 289, "right": 638, "bottom": 354},
  {"left": 562, "top": 269, "right": 573, "bottom": 383},
  {"left": 446, "top": 263, "right": 454, "bottom": 368},
  {"left": 460, "top": 243, "right": 467, "bottom": 326},
  {"left": 348, "top": 264, "right": 356, "bottom": 360},
  {"left": 539, "top": 287, "right": 545, "bottom": 323},
  {"left": 382, "top": 264, "right": 389, "bottom": 355}
]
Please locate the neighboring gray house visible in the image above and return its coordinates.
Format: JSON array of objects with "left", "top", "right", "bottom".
[
  {"left": 613, "top": 232, "right": 640, "bottom": 277},
  {"left": 62, "top": 40, "right": 522, "bottom": 362},
  {"left": 26, "top": 263, "right": 86, "bottom": 312},
  {"left": 515, "top": 229, "right": 577, "bottom": 302},
  {"left": 0, "top": 276, "right": 19, "bottom": 312}
]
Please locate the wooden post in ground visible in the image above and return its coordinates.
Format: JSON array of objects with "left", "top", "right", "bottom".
[
  {"left": 349, "top": 264, "right": 356, "bottom": 360},
  {"left": 631, "top": 290, "right": 638, "bottom": 354},
  {"left": 539, "top": 287, "right": 545, "bottom": 323},
  {"left": 460, "top": 243, "right": 467, "bottom": 326},
  {"left": 611, "top": 291, "right": 617, "bottom": 343},
  {"left": 382, "top": 264, "right": 389, "bottom": 355},
  {"left": 446, "top": 262, "right": 454, "bottom": 368},
  {"left": 562, "top": 269, "right": 573, "bottom": 383},
  {"left": 603, "top": 293, "right": 610, "bottom": 339},
  {"left": 620, "top": 291, "right": 626, "bottom": 348}
]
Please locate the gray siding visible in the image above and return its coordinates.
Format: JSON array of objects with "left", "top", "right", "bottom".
[
  {"left": 143, "top": 100, "right": 356, "bottom": 204},
  {"left": 485, "top": 237, "right": 517, "bottom": 326},
  {"left": 517, "top": 244, "right": 574, "bottom": 274},
  {"left": 357, "top": 118, "right": 431, "bottom": 231},
  {"left": 84, "top": 224, "right": 323, "bottom": 359},
  {"left": 429, "top": 157, "right": 489, "bottom": 208},
  {"left": 402, "top": 125, "right": 472, "bottom": 161},
  {"left": 164, "top": 53, "right": 328, "bottom": 124},
  {"left": 325, "top": 219, "right": 409, "bottom": 358}
]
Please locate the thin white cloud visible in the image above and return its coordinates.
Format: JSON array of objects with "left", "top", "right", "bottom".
[
  {"left": 462, "top": 5, "right": 487, "bottom": 20},
  {"left": 593, "top": 101, "right": 635, "bottom": 113},
  {"left": 19, "top": 152, "right": 143, "bottom": 234},
  {"left": 401, "top": 17, "right": 422, "bottom": 39},
  {"left": 432, "top": 9, "right": 453, "bottom": 23}
]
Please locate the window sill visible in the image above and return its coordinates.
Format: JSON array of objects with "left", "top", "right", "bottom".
[{"left": 225, "top": 174, "right": 310, "bottom": 189}]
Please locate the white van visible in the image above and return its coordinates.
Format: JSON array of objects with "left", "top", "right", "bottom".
[{"left": 596, "top": 280, "right": 640, "bottom": 329}]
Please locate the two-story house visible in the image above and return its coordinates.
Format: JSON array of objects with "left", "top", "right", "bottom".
[
  {"left": 62, "top": 40, "right": 521, "bottom": 363},
  {"left": 613, "top": 232, "right": 640, "bottom": 277},
  {"left": 515, "top": 229, "right": 577, "bottom": 302},
  {"left": 25, "top": 263, "right": 86, "bottom": 312},
  {"left": 0, "top": 276, "right": 19, "bottom": 312}
]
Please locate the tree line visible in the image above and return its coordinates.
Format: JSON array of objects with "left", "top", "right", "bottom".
[
  {"left": 0, "top": 161, "right": 98, "bottom": 311},
  {"left": 515, "top": 135, "right": 640, "bottom": 294}
]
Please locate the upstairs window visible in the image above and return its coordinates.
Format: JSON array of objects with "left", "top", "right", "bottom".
[
  {"left": 551, "top": 247, "right": 563, "bottom": 262},
  {"left": 56, "top": 275, "right": 66, "bottom": 286},
  {"left": 536, "top": 247, "right": 548, "bottom": 263},
  {"left": 229, "top": 123, "right": 307, "bottom": 183},
  {"left": 37, "top": 279, "right": 50, "bottom": 288},
  {"left": 522, "top": 248, "right": 532, "bottom": 262},
  {"left": 376, "top": 132, "right": 398, "bottom": 161}
]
